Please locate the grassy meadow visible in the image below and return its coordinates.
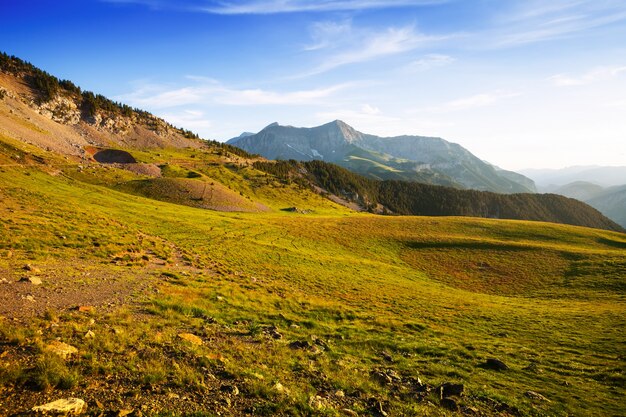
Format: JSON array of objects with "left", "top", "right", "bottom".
[{"left": 0, "top": 153, "right": 625, "bottom": 416}]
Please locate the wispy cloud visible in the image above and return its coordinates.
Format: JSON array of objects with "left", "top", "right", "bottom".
[
  {"left": 201, "top": 0, "right": 446, "bottom": 15},
  {"left": 160, "top": 109, "right": 213, "bottom": 129},
  {"left": 116, "top": 77, "right": 354, "bottom": 107},
  {"left": 489, "top": 0, "right": 626, "bottom": 47},
  {"left": 550, "top": 65, "right": 626, "bottom": 86},
  {"left": 410, "top": 90, "right": 522, "bottom": 114},
  {"left": 305, "top": 19, "right": 352, "bottom": 51},
  {"left": 297, "top": 22, "right": 449, "bottom": 77},
  {"left": 403, "top": 54, "right": 455, "bottom": 72}
]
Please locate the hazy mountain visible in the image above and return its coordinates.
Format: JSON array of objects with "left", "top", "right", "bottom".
[
  {"left": 228, "top": 120, "right": 536, "bottom": 194},
  {"left": 551, "top": 181, "right": 606, "bottom": 201},
  {"left": 549, "top": 181, "right": 626, "bottom": 228},
  {"left": 521, "top": 166, "right": 626, "bottom": 188},
  {"left": 586, "top": 185, "right": 626, "bottom": 229}
]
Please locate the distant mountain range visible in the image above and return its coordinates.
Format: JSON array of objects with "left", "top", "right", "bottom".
[
  {"left": 520, "top": 167, "right": 626, "bottom": 228},
  {"left": 228, "top": 120, "right": 536, "bottom": 194},
  {"left": 520, "top": 166, "right": 626, "bottom": 188},
  {"left": 543, "top": 182, "right": 626, "bottom": 228}
]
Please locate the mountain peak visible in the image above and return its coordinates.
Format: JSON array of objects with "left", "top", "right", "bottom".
[{"left": 263, "top": 122, "right": 280, "bottom": 130}]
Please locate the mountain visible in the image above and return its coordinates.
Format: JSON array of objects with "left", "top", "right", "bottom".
[
  {"left": 521, "top": 165, "right": 626, "bottom": 189},
  {"left": 253, "top": 160, "right": 624, "bottom": 232},
  {"left": 550, "top": 181, "right": 626, "bottom": 228},
  {"left": 586, "top": 185, "right": 626, "bottom": 229},
  {"left": 0, "top": 52, "right": 620, "bottom": 231},
  {"left": 228, "top": 120, "right": 536, "bottom": 194},
  {"left": 522, "top": 163, "right": 626, "bottom": 228}
]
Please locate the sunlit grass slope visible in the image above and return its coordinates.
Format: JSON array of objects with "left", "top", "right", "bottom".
[{"left": 0, "top": 165, "right": 624, "bottom": 416}]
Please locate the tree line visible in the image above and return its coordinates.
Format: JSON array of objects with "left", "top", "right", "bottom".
[{"left": 253, "top": 159, "right": 624, "bottom": 232}]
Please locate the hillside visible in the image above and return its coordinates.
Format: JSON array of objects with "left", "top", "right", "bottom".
[
  {"left": 228, "top": 120, "right": 536, "bottom": 194},
  {"left": 253, "top": 160, "right": 624, "bottom": 232},
  {"left": 586, "top": 185, "right": 626, "bottom": 228},
  {"left": 538, "top": 182, "right": 626, "bottom": 228},
  {"left": 1, "top": 158, "right": 625, "bottom": 416},
  {"left": 0, "top": 52, "right": 625, "bottom": 416},
  {"left": 1, "top": 52, "right": 620, "bottom": 232}
]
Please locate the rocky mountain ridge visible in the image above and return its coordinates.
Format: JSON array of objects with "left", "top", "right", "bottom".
[{"left": 228, "top": 120, "right": 536, "bottom": 194}]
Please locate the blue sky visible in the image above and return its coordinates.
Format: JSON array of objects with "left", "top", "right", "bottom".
[{"left": 2, "top": 0, "right": 626, "bottom": 169}]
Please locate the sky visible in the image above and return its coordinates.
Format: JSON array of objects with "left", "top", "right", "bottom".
[{"left": 1, "top": 0, "right": 626, "bottom": 170}]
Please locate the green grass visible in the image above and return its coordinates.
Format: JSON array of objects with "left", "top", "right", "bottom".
[{"left": 0, "top": 152, "right": 625, "bottom": 415}]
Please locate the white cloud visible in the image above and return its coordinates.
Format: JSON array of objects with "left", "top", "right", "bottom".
[
  {"left": 215, "top": 83, "right": 352, "bottom": 105},
  {"left": 490, "top": 0, "right": 626, "bottom": 47},
  {"left": 550, "top": 65, "right": 626, "bottom": 86},
  {"left": 160, "top": 109, "right": 213, "bottom": 129},
  {"left": 300, "top": 24, "right": 447, "bottom": 77},
  {"left": 202, "top": 0, "right": 447, "bottom": 15},
  {"left": 404, "top": 54, "right": 455, "bottom": 71},
  {"left": 410, "top": 90, "right": 522, "bottom": 114},
  {"left": 116, "top": 78, "right": 354, "bottom": 108},
  {"left": 305, "top": 20, "right": 352, "bottom": 51},
  {"left": 315, "top": 104, "right": 401, "bottom": 133}
]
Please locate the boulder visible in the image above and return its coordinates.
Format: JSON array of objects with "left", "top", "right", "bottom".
[
  {"left": 440, "top": 397, "right": 458, "bottom": 411},
  {"left": 20, "top": 276, "right": 42, "bottom": 285},
  {"left": 45, "top": 341, "right": 78, "bottom": 359},
  {"left": 439, "top": 382, "right": 464, "bottom": 398},
  {"left": 482, "top": 358, "right": 509, "bottom": 371},
  {"left": 32, "top": 398, "right": 86, "bottom": 415},
  {"left": 525, "top": 390, "right": 550, "bottom": 402},
  {"left": 177, "top": 332, "right": 203, "bottom": 345},
  {"left": 23, "top": 264, "right": 41, "bottom": 273}
]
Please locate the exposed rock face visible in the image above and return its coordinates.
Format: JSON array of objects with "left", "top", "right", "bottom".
[
  {"left": 228, "top": 120, "right": 536, "bottom": 194},
  {"left": 37, "top": 95, "right": 81, "bottom": 125}
]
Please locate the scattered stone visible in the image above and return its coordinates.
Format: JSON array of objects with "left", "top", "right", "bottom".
[
  {"left": 335, "top": 390, "right": 345, "bottom": 398},
  {"left": 309, "top": 395, "right": 324, "bottom": 409},
  {"left": 20, "top": 276, "right": 42, "bottom": 285},
  {"left": 25, "top": 295, "right": 36, "bottom": 302},
  {"left": 523, "top": 363, "right": 542, "bottom": 373},
  {"left": 368, "top": 398, "right": 388, "bottom": 417},
  {"left": 371, "top": 369, "right": 401, "bottom": 385},
  {"left": 381, "top": 351, "right": 393, "bottom": 362},
  {"left": 441, "top": 397, "right": 458, "bottom": 411},
  {"left": 221, "top": 384, "right": 239, "bottom": 395},
  {"left": 273, "top": 382, "right": 290, "bottom": 395},
  {"left": 461, "top": 405, "right": 480, "bottom": 415},
  {"left": 525, "top": 390, "right": 550, "bottom": 402},
  {"left": 264, "top": 325, "right": 282, "bottom": 340},
  {"left": 76, "top": 305, "right": 95, "bottom": 313},
  {"left": 289, "top": 323, "right": 300, "bottom": 329},
  {"left": 482, "top": 358, "right": 509, "bottom": 371},
  {"left": 0, "top": 278, "right": 9, "bottom": 284},
  {"left": 45, "top": 340, "right": 78, "bottom": 359},
  {"left": 32, "top": 398, "right": 86, "bottom": 415},
  {"left": 439, "top": 382, "right": 464, "bottom": 398},
  {"left": 341, "top": 409, "right": 358, "bottom": 417},
  {"left": 177, "top": 332, "right": 203, "bottom": 345},
  {"left": 289, "top": 340, "right": 312, "bottom": 350},
  {"left": 251, "top": 372, "right": 264, "bottom": 380},
  {"left": 23, "top": 264, "right": 41, "bottom": 274},
  {"left": 116, "top": 409, "right": 134, "bottom": 417},
  {"left": 84, "top": 330, "right": 95, "bottom": 339}
]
